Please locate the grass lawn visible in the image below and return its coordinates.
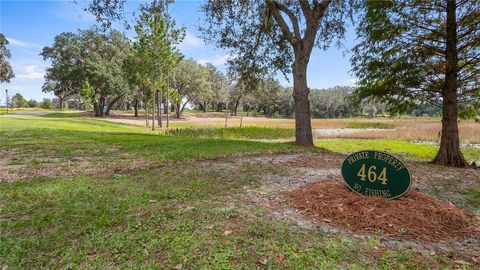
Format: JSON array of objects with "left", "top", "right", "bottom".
[
  {"left": 315, "top": 139, "right": 480, "bottom": 163},
  {"left": 0, "top": 115, "right": 298, "bottom": 164},
  {"left": 0, "top": 108, "right": 56, "bottom": 115},
  {"left": 163, "top": 126, "right": 295, "bottom": 140},
  {"left": 2, "top": 162, "right": 438, "bottom": 269},
  {"left": 1, "top": 113, "right": 478, "bottom": 269}
]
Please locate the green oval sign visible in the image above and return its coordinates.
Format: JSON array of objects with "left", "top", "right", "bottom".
[{"left": 341, "top": 150, "right": 411, "bottom": 199}]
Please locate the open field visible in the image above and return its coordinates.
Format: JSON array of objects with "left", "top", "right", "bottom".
[
  {"left": 0, "top": 108, "right": 57, "bottom": 115},
  {"left": 107, "top": 111, "right": 480, "bottom": 144},
  {"left": 105, "top": 112, "right": 480, "bottom": 163},
  {"left": 1, "top": 112, "right": 480, "bottom": 269}
]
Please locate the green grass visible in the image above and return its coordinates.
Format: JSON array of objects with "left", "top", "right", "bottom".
[
  {"left": 163, "top": 126, "right": 294, "bottom": 140},
  {"left": 0, "top": 108, "right": 55, "bottom": 115},
  {"left": 39, "top": 112, "right": 85, "bottom": 118},
  {"left": 314, "top": 139, "right": 480, "bottom": 162},
  {"left": 1, "top": 162, "right": 436, "bottom": 269},
  {"left": 0, "top": 113, "right": 474, "bottom": 268},
  {"left": 464, "top": 189, "right": 480, "bottom": 208},
  {"left": 347, "top": 122, "right": 396, "bottom": 129},
  {"left": 0, "top": 115, "right": 298, "bottom": 164}
]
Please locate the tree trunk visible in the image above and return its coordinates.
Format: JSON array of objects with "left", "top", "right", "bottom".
[
  {"left": 59, "top": 96, "right": 65, "bottom": 110},
  {"left": 94, "top": 102, "right": 100, "bottom": 116},
  {"left": 292, "top": 56, "right": 313, "bottom": 146},
  {"left": 105, "top": 96, "right": 120, "bottom": 117},
  {"left": 224, "top": 103, "right": 228, "bottom": 128},
  {"left": 432, "top": 0, "right": 468, "bottom": 167},
  {"left": 156, "top": 91, "right": 162, "bottom": 128},
  {"left": 145, "top": 98, "right": 149, "bottom": 127},
  {"left": 163, "top": 100, "right": 168, "bottom": 114},
  {"left": 203, "top": 101, "right": 207, "bottom": 113},
  {"left": 166, "top": 73, "right": 170, "bottom": 128},
  {"left": 94, "top": 96, "right": 105, "bottom": 117},
  {"left": 179, "top": 101, "right": 189, "bottom": 118},
  {"left": 175, "top": 101, "right": 181, "bottom": 118},
  {"left": 233, "top": 97, "right": 240, "bottom": 116},
  {"left": 151, "top": 94, "right": 155, "bottom": 131},
  {"left": 134, "top": 97, "right": 138, "bottom": 117}
]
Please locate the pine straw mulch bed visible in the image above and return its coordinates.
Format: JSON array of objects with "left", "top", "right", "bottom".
[{"left": 284, "top": 180, "right": 480, "bottom": 243}]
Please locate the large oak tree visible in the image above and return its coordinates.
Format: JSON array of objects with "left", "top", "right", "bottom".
[
  {"left": 42, "top": 29, "right": 131, "bottom": 116},
  {"left": 352, "top": 0, "right": 480, "bottom": 167},
  {"left": 41, "top": 32, "right": 83, "bottom": 109},
  {"left": 199, "top": 0, "right": 353, "bottom": 146}
]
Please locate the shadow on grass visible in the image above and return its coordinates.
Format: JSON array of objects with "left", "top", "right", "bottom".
[{"left": 39, "top": 112, "right": 86, "bottom": 118}]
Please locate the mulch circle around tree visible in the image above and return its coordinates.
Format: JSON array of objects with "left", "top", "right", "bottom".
[{"left": 284, "top": 180, "right": 479, "bottom": 242}]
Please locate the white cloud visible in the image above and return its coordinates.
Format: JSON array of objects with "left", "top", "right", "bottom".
[
  {"left": 198, "top": 54, "right": 235, "bottom": 67},
  {"left": 181, "top": 31, "right": 204, "bottom": 48},
  {"left": 16, "top": 65, "right": 45, "bottom": 79},
  {"left": 6, "top": 37, "right": 41, "bottom": 49}
]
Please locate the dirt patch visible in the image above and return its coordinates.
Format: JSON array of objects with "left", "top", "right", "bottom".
[
  {"left": 0, "top": 156, "right": 157, "bottom": 182},
  {"left": 276, "top": 152, "right": 343, "bottom": 169},
  {"left": 284, "top": 180, "right": 479, "bottom": 242}
]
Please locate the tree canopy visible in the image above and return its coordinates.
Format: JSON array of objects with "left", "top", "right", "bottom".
[
  {"left": 0, "top": 33, "right": 14, "bottom": 83},
  {"left": 352, "top": 0, "right": 480, "bottom": 167},
  {"left": 42, "top": 29, "right": 131, "bottom": 115},
  {"left": 200, "top": 0, "right": 354, "bottom": 146}
]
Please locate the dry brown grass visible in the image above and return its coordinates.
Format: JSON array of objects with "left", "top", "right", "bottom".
[
  {"left": 314, "top": 120, "right": 479, "bottom": 143},
  {"left": 106, "top": 112, "right": 480, "bottom": 143}
]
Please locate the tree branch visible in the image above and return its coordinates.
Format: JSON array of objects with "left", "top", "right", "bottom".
[
  {"left": 268, "top": 1, "right": 301, "bottom": 45},
  {"left": 299, "top": 1, "right": 313, "bottom": 21}
]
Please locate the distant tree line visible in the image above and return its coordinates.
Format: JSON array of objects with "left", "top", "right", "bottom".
[
  {"left": 2, "top": 0, "right": 477, "bottom": 167},
  {"left": 7, "top": 83, "right": 451, "bottom": 119},
  {"left": 7, "top": 93, "right": 54, "bottom": 110}
]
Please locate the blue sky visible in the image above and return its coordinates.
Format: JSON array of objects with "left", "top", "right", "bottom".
[{"left": 0, "top": 0, "right": 356, "bottom": 102}]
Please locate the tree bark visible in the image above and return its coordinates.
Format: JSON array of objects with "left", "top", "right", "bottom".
[
  {"left": 94, "top": 96, "right": 105, "bottom": 117},
  {"left": 59, "top": 96, "right": 65, "bottom": 110},
  {"left": 233, "top": 96, "right": 240, "bottom": 116},
  {"left": 166, "top": 72, "right": 170, "bottom": 128},
  {"left": 105, "top": 96, "right": 120, "bottom": 117},
  {"left": 175, "top": 101, "right": 181, "bottom": 118},
  {"left": 432, "top": 0, "right": 468, "bottom": 167},
  {"left": 94, "top": 102, "right": 99, "bottom": 116},
  {"left": 157, "top": 91, "right": 162, "bottom": 128},
  {"left": 145, "top": 97, "right": 149, "bottom": 127},
  {"left": 151, "top": 93, "right": 155, "bottom": 131},
  {"left": 179, "top": 101, "right": 189, "bottom": 118},
  {"left": 134, "top": 97, "right": 138, "bottom": 117},
  {"left": 292, "top": 56, "right": 314, "bottom": 146},
  {"left": 163, "top": 100, "right": 168, "bottom": 114},
  {"left": 267, "top": 0, "right": 325, "bottom": 146}
]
